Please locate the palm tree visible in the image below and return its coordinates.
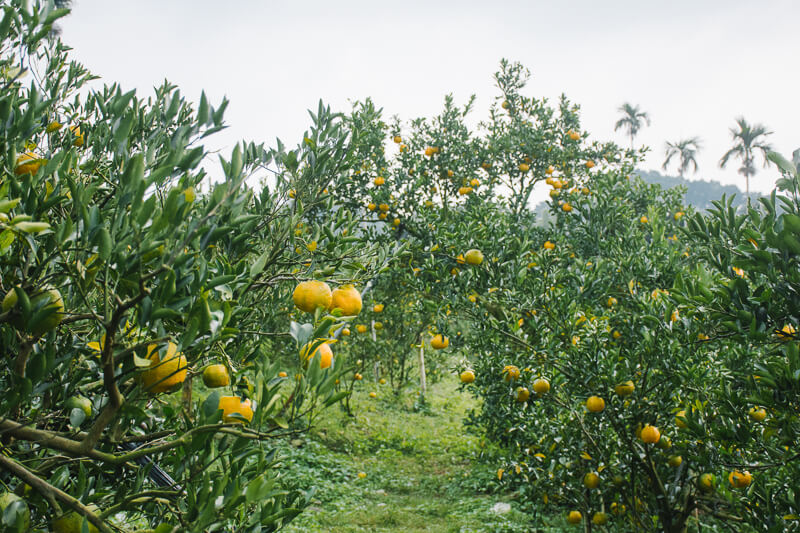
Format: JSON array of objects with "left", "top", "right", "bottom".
[
  {"left": 614, "top": 103, "right": 651, "bottom": 149},
  {"left": 719, "top": 117, "right": 773, "bottom": 201},
  {"left": 663, "top": 137, "right": 702, "bottom": 178}
]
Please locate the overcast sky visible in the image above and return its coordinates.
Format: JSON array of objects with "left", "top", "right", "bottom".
[{"left": 60, "top": 1, "right": 799, "bottom": 203}]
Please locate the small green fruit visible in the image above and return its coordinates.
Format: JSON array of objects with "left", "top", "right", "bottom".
[{"left": 0, "top": 491, "right": 31, "bottom": 531}]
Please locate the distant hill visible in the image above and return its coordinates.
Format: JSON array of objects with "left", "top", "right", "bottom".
[
  {"left": 532, "top": 170, "right": 762, "bottom": 225},
  {"left": 635, "top": 169, "right": 760, "bottom": 211}
]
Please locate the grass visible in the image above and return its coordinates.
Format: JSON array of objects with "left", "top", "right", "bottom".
[{"left": 279, "top": 376, "right": 549, "bottom": 533}]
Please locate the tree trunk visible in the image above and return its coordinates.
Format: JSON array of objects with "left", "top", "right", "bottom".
[
  {"left": 418, "top": 343, "right": 426, "bottom": 395},
  {"left": 371, "top": 319, "right": 379, "bottom": 383},
  {"left": 745, "top": 175, "right": 750, "bottom": 206}
]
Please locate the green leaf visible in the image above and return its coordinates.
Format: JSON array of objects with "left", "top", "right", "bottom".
[
  {"left": 0, "top": 198, "right": 20, "bottom": 213},
  {"left": 249, "top": 250, "right": 268, "bottom": 278},
  {"left": 289, "top": 321, "right": 312, "bottom": 346},
  {"left": 768, "top": 151, "right": 798, "bottom": 178},
  {"left": 133, "top": 353, "right": 152, "bottom": 368},
  {"left": 13, "top": 221, "right": 49, "bottom": 233},
  {"left": 270, "top": 416, "right": 289, "bottom": 429},
  {"left": 323, "top": 391, "right": 350, "bottom": 407},
  {"left": 202, "top": 390, "right": 223, "bottom": 419},
  {"left": 0, "top": 229, "right": 14, "bottom": 251},
  {"left": 69, "top": 407, "right": 86, "bottom": 427}
]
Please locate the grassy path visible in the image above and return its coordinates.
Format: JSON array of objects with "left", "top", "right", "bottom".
[{"left": 281, "top": 378, "right": 539, "bottom": 533}]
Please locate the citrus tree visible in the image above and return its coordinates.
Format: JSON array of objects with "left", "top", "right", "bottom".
[
  {"left": 674, "top": 149, "right": 800, "bottom": 530},
  {"left": 0, "top": 3, "right": 394, "bottom": 531}
]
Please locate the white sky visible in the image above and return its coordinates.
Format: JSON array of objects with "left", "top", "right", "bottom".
[{"left": 60, "top": 0, "right": 799, "bottom": 203}]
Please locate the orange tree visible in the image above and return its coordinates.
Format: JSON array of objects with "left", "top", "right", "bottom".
[
  {"left": 418, "top": 63, "right": 772, "bottom": 528},
  {"left": 457, "top": 149, "right": 797, "bottom": 529},
  {"left": 329, "top": 60, "right": 605, "bottom": 397},
  {"left": 674, "top": 150, "right": 800, "bottom": 529},
  {"left": 0, "top": 3, "right": 393, "bottom": 531}
]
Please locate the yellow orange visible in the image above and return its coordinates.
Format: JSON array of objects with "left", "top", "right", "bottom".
[
  {"left": 330, "top": 285, "right": 362, "bottom": 316},
  {"left": 293, "top": 280, "right": 332, "bottom": 313},
  {"left": 140, "top": 342, "right": 188, "bottom": 394},
  {"left": 218, "top": 396, "right": 253, "bottom": 424},
  {"left": 202, "top": 364, "right": 230, "bottom": 388},
  {"left": 586, "top": 396, "right": 605, "bottom": 413},
  {"left": 431, "top": 334, "right": 449, "bottom": 349}
]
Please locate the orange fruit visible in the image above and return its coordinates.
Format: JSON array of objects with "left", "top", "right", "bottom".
[
  {"left": 373, "top": 304, "right": 384, "bottom": 313},
  {"left": 202, "top": 364, "right": 230, "bottom": 388},
  {"left": 567, "top": 130, "right": 580, "bottom": 141},
  {"left": 562, "top": 203, "right": 572, "bottom": 212},
  {"left": 3, "top": 286, "right": 64, "bottom": 335},
  {"left": 728, "top": 470, "right": 752, "bottom": 489},
  {"left": 516, "top": 387, "right": 530, "bottom": 402},
  {"left": 460, "top": 370, "right": 475, "bottom": 383},
  {"left": 465, "top": 249, "right": 484, "bottom": 265},
  {"left": 585, "top": 160, "right": 595, "bottom": 169},
  {"left": 777, "top": 324, "right": 796, "bottom": 340},
  {"left": 566, "top": 510, "right": 582, "bottom": 524},
  {"left": 356, "top": 324, "right": 368, "bottom": 334},
  {"left": 218, "top": 396, "right": 253, "bottom": 424},
  {"left": 369, "top": 391, "right": 377, "bottom": 398},
  {"left": 15, "top": 152, "right": 46, "bottom": 175},
  {"left": 52, "top": 506, "right": 100, "bottom": 533},
  {"left": 431, "top": 334, "right": 449, "bottom": 349},
  {"left": 354, "top": 373, "right": 363, "bottom": 380},
  {"left": 278, "top": 371, "right": 288, "bottom": 378},
  {"left": 543, "top": 240, "right": 555, "bottom": 250},
  {"left": 373, "top": 176, "right": 385, "bottom": 186},
  {"left": 502, "top": 365, "right": 520, "bottom": 381},
  {"left": 458, "top": 186, "right": 473, "bottom": 195},
  {"left": 69, "top": 125, "right": 84, "bottom": 147},
  {"left": 698, "top": 473, "right": 715, "bottom": 491},
  {"left": 640, "top": 425, "right": 661, "bottom": 444},
  {"left": 518, "top": 163, "right": 530, "bottom": 172},
  {"left": 591, "top": 512, "right": 608, "bottom": 525},
  {"left": 614, "top": 380, "right": 635, "bottom": 396},
  {"left": 586, "top": 396, "right": 605, "bottom": 413},
  {"left": 748, "top": 406, "right": 766, "bottom": 422},
  {"left": 668, "top": 455, "right": 683, "bottom": 468},
  {"left": 583, "top": 472, "right": 600, "bottom": 489},
  {"left": 140, "top": 342, "right": 188, "bottom": 394},
  {"left": 393, "top": 135, "right": 402, "bottom": 143},
  {"left": 300, "top": 341, "right": 333, "bottom": 369},
  {"left": 330, "top": 285, "right": 362, "bottom": 316},
  {"left": 292, "top": 280, "right": 332, "bottom": 313},
  {"left": 532, "top": 378, "right": 550, "bottom": 394}
]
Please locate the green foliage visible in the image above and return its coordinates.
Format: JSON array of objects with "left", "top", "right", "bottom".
[{"left": 0, "top": 2, "right": 393, "bottom": 531}]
